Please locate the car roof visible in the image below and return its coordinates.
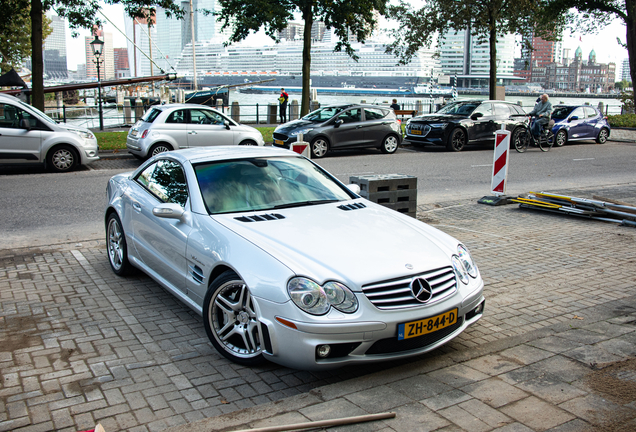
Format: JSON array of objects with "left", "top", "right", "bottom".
[
  {"left": 450, "top": 99, "right": 518, "bottom": 105},
  {"left": 320, "top": 103, "right": 391, "bottom": 109},
  {"left": 148, "top": 103, "right": 222, "bottom": 111},
  {"left": 159, "top": 146, "right": 298, "bottom": 165}
]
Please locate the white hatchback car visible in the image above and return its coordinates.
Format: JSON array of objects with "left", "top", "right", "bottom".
[
  {"left": 0, "top": 93, "right": 99, "bottom": 172},
  {"left": 126, "top": 104, "right": 265, "bottom": 160}
]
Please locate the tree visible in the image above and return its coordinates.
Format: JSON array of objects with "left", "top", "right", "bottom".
[
  {"left": 27, "top": 0, "right": 184, "bottom": 111},
  {"left": 216, "top": 0, "right": 387, "bottom": 116},
  {"left": 0, "top": 0, "right": 51, "bottom": 74},
  {"left": 386, "top": 0, "right": 558, "bottom": 100},
  {"left": 541, "top": 0, "right": 636, "bottom": 108}
]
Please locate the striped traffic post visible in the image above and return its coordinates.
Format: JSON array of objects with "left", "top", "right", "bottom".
[{"left": 478, "top": 126, "right": 511, "bottom": 206}]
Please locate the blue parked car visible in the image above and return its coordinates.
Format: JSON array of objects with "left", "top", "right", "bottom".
[{"left": 550, "top": 105, "right": 611, "bottom": 147}]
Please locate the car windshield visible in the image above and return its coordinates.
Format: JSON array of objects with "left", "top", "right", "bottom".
[
  {"left": 194, "top": 156, "right": 354, "bottom": 214},
  {"left": 302, "top": 106, "right": 346, "bottom": 122},
  {"left": 14, "top": 99, "right": 56, "bottom": 125},
  {"left": 551, "top": 106, "right": 574, "bottom": 120},
  {"left": 436, "top": 102, "right": 479, "bottom": 116}
]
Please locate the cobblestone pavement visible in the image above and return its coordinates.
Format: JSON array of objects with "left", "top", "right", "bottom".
[{"left": 2, "top": 184, "right": 636, "bottom": 432}]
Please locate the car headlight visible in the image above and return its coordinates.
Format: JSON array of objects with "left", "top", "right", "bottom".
[
  {"left": 451, "top": 255, "right": 469, "bottom": 285},
  {"left": 290, "top": 128, "right": 313, "bottom": 136},
  {"left": 429, "top": 123, "right": 448, "bottom": 129},
  {"left": 68, "top": 128, "right": 95, "bottom": 140},
  {"left": 406, "top": 119, "right": 411, "bottom": 126},
  {"left": 457, "top": 245, "right": 478, "bottom": 278},
  {"left": 288, "top": 277, "right": 358, "bottom": 315}
]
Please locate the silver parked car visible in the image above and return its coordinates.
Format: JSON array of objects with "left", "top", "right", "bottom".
[
  {"left": 105, "top": 146, "right": 485, "bottom": 370},
  {"left": 126, "top": 103, "right": 265, "bottom": 159},
  {"left": 0, "top": 93, "right": 99, "bottom": 172}
]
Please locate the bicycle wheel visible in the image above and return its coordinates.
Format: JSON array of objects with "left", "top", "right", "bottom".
[
  {"left": 539, "top": 131, "right": 554, "bottom": 152},
  {"left": 514, "top": 128, "right": 529, "bottom": 153}
]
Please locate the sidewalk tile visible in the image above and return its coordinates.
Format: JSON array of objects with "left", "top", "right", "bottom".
[
  {"left": 558, "top": 394, "right": 636, "bottom": 426},
  {"left": 428, "top": 364, "right": 490, "bottom": 388},
  {"left": 500, "top": 396, "right": 575, "bottom": 431},
  {"left": 343, "top": 385, "right": 413, "bottom": 413},
  {"left": 462, "top": 377, "right": 529, "bottom": 408}
]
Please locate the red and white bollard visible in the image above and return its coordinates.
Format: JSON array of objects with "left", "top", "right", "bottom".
[
  {"left": 478, "top": 126, "right": 511, "bottom": 206},
  {"left": 291, "top": 133, "right": 310, "bottom": 158}
]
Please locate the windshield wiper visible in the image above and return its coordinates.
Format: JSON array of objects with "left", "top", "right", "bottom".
[{"left": 273, "top": 199, "right": 340, "bottom": 209}]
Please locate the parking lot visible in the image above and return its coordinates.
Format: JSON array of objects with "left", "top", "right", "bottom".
[{"left": 2, "top": 180, "right": 636, "bottom": 431}]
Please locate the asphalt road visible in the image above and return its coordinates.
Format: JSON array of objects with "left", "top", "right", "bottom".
[{"left": 1, "top": 140, "right": 635, "bottom": 249}]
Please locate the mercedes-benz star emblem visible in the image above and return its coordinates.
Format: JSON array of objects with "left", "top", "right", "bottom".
[{"left": 410, "top": 278, "right": 433, "bottom": 303}]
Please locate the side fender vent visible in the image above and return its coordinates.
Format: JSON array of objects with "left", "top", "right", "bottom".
[
  {"left": 338, "top": 202, "right": 367, "bottom": 211},
  {"left": 189, "top": 265, "right": 204, "bottom": 284},
  {"left": 234, "top": 213, "right": 286, "bottom": 222}
]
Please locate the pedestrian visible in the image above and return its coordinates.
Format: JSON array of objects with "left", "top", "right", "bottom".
[
  {"left": 278, "top": 88, "right": 289, "bottom": 123},
  {"left": 390, "top": 99, "right": 400, "bottom": 111},
  {"left": 528, "top": 93, "right": 553, "bottom": 140}
]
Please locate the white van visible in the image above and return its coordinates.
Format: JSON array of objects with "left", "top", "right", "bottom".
[{"left": 0, "top": 94, "right": 99, "bottom": 172}]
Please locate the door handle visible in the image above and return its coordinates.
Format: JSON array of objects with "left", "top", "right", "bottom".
[
  {"left": 132, "top": 202, "right": 142, "bottom": 213},
  {"left": 188, "top": 131, "right": 197, "bottom": 135}
]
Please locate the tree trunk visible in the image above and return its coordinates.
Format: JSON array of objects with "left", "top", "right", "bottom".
[
  {"left": 626, "top": 0, "right": 636, "bottom": 110},
  {"left": 301, "top": 5, "right": 313, "bottom": 116},
  {"left": 488, "top": 14, "right": 497, "bottom": 101},
  {"left": 31, "top": 0, "right": 44, "bottom": 110}
]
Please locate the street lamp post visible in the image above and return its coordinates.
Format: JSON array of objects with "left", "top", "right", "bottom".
[{"left": 90, "top": 35, "right": 104, "bottom": 131}]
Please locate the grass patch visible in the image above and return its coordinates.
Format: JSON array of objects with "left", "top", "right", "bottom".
[{"left": 95, "top": 127, "right": 277, "bottom": 151}]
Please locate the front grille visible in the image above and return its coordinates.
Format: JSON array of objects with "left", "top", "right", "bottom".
[
  {"left": 362, "top": 267, "right": 457, "bottom": 310},
  {"left": 408, "top": 124, "right": 431, "bottom": 137},
  {"left": 365, "top": 318, "right": 463, "bottom": 355},
  {"left": 273, "top": 133, "right": 289, "bottom": 141}
]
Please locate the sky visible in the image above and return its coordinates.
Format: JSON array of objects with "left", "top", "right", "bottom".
[{"left": 64, "top": 4, "right": 630, "bottom": 73}]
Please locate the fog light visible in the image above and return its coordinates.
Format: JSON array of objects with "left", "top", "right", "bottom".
[{"left": 316, "top": 344, "right": 331, "bottom": 358}]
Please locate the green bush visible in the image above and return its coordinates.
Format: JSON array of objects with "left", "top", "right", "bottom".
[{"left": 607, "top": 114, "right": 636, "bottom": 128}]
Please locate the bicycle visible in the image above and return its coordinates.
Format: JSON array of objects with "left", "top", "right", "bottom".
[{"left": 513, "top": 117, "right": 555, "bottom": 153}]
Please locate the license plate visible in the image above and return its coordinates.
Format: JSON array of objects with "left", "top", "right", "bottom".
[
  {"left": 274, "top": 139, "right": 285, "bottom": 145},
  {"left": 410, "top": 130, "right": 422, "bottom": 135},
  {"left": 131, "top": 130, "right": 138, "bottom": 137},
  {"left": 398, "top": 308, "right": 458, "bottom": 340}
]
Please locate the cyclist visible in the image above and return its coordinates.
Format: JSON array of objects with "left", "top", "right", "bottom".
[{"left": 528, "top": 94, "right": 553, "bottom": 142}]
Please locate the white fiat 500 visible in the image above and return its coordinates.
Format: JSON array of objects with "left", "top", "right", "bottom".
[{"left": 105, "top": 146, "right": 484, "bottom": 370}]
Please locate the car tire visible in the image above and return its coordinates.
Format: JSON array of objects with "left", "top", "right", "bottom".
[
  {"left": 446, "top": 128, "right": 466, "bottom": 152},
  {"left": 148, "top": 143, "right": 172, "bottom": 159},
  {"left": 380, "top": 134, "right": 399, "bottom": 154},
  {"left": 203, "top": 270, "right": 265, "bottom": 366},
  {"left": 310, "top": 137, "right": 329, "bottom": 158},
  {"left": 512, "top": 127, "right": 526, "bottom": 150},
  {"left": 47, "top": 145, "right": 78, "bottom": 172},
  {"left": 596, "top": 128, "right": 609, "bottom": 144},
  {"left": 106, "top": 212, "right": 134, "bottom": 276},
  {"left": 239, "top": 140, "right": 258, "bottom": 146},
  {"left": 555, "top": 129, "right": 567, "bottom": 147}
]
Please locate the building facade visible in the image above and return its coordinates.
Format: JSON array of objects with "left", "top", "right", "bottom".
[
  {"left": 85, "top": 28, "right": 114, "bottom": 80},
  {"left": 43, "top": 15, "right": 68, "bottom": 79}
]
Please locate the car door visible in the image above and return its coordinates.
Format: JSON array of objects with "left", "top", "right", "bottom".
[
  {"left": 493, "top": 103, "right": 516, "bottom": 133},
  {"left": 186, "top": 109, "right": 234, "bottom": 147},
  {"left": 129, "top": 159, "right": 192, "bottom": 292},
  {"left": 583, "top": 107, "right": 599, "bottom": 138},
  {"left": 327, "top": 108, "right": 365, "bottom": 149},
  {"left": 567, "top": 107, "right": 587, "bottom": 139},
  {"left": 0, "top": 102, "right": 44, "bottom": 164},
  {"left": 469, "top": 103, "right": 495, "bottom": 141},
  {"left": 362, "top": 107, "right": 392, "bottom": 147}
]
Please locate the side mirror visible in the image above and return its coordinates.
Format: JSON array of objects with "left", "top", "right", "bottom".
[
  {"left": 19, "top": 118, "right": 31, "bottom": 130},
  {"left": 224, "top": 120, "right": 230, "bottom": 130},
  {"left": 153, "top": 203, "right": 185, "bottom": 221},
  {"left": 470, "top": 112, "right": 484, "bottom": 120},
  {"left": 334, "top": 119, "right": 344, "bottom": 128},
  {"left": 569, "top": 116, "right": 578, "bottom": 122},
  {"left": 346, "top": 184, "right": 361, "bottom": 195}
]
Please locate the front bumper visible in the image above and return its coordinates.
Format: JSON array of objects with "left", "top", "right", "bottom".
[
  {"left": 405, "top": 124, "right": 447, "bottom": 146},
  {"left": 257, "top": 282, "right": 485, "bottom": 370}
]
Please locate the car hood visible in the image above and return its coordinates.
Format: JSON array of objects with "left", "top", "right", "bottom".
[
  {"left": 57, "top": 122, "right": 92, "bottom": 134},
  {"left": 411, "top": 114, "right": 465, "bottom": 123},
  {"left": 275, "top": 119, "right": 320, "bottom": 134},
  {"left": 212, "top": 201, "right": 456, "bottom": 289}
]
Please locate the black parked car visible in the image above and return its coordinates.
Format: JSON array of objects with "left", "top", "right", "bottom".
[
  {"left": 404, "top": 100, "right": 528, "bottom": 152},
  {"left": 273, "top": 104, "right": 402, "bottom": 158}
]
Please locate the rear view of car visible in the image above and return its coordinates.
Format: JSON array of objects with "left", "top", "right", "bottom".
[{"left": 126, "top": 104, "right": 264, "bottom": 159}]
